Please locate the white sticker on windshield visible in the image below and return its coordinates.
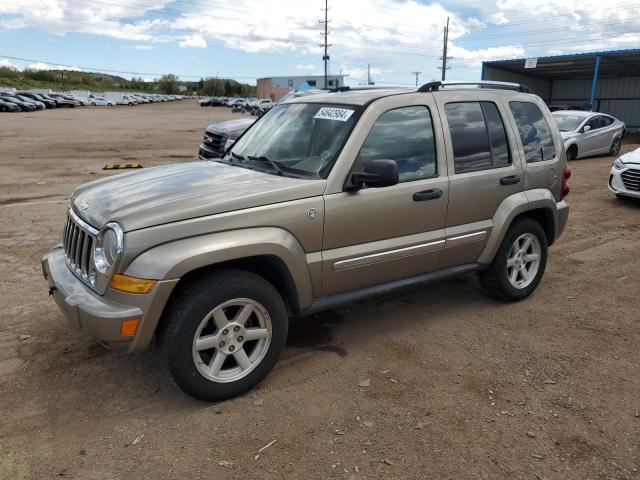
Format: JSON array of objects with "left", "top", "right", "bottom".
[{"left": 314, "top": 107, "right": 355, "bottom": 122}]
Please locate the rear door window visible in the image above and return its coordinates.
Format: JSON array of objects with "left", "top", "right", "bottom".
[
  {"left": 509, "top": 101, "right": 556, "bottom": 163},
  {"left": 445, "top": 101, "right": 511, "bottom": 174}
]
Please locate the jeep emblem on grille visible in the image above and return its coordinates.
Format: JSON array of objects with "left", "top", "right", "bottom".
[{"left": 80, "top": 201, "right": 89, "bottom": 210}]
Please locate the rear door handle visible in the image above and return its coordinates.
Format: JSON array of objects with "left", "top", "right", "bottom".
[
  {"left": 413, "top": 188, "right": 442, "bottom": 201},
  {"left": 500, "top": 175, "right": 520, "bottom": 186}
]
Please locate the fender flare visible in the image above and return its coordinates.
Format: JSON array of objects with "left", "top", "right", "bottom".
[
  {"left": 124, "top": 227, "right": 315, "bottom": 310},
  {"left": 477, "top": 190, "right": 559, "bottom": 265}
]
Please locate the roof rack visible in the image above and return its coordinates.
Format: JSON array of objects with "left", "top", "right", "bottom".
[
  {"left": 329, "top": 85, "right": 408, "bottom": 93},
  {"left": 417, "top": 80, "right": 531, "bottom": 93}
]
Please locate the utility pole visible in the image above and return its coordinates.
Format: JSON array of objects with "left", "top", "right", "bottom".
[
  {"left": 439, "top": 17, "right": 451, "bottom": 81},
  {"left": 411, "top": 71, "right": 422, "bottom": 86},
  {"left": 367, "top": 64, "right": 373, "bottom": 85},
  {"left": 319, "top": 0, "right": 332, "bottom": 89}
]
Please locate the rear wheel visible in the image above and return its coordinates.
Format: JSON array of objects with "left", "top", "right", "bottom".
[
  {"left": 479, "top": 218, "right": 548, "bottom": 301},
  {"left": 610, "top": 137, "right": 622, "bottom": 156},
  {"left": 159, "top": 269, "right": 288, "bottom": 401}
]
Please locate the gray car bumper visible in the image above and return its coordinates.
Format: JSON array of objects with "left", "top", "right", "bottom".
[
  {"left": 556, "top": 200, "right": 570, "bottom": 239},
  {"left": 42, "top": 247, "right": 177, "bottom": 352}
]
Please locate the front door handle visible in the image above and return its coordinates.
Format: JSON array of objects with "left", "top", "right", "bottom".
[
  {"left": 413, "top": 188, "right": 443, "bottom": 201},
  {"left": 500, "top": 175, "right": 521, "bottom": 185}
]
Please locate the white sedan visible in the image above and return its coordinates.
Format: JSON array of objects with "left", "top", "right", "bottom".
[
  {"left": 609, "top": 147, "right": 640, "bottom": 199},
  {"left": 88, "top": 97, "right": 114, "bottom": 106},
  {"left": 552, "top": 111, "right": 625, "bottom": 160}
]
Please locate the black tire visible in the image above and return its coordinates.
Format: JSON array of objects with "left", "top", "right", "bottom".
[
  {"left": 91, "top": 102, "right": 96, "bottom": 106},
  {"left": 566, "top": 145, "right": 578, "bottom": 161},
  {"left": 478, "top": 217, "right": 548, "bottom": 301},
  {"left": 610, "top": 137, "right": 621, "bottom": 156},
  {"left": 159, "top": 269, "right": 288, "bottom": 401}
]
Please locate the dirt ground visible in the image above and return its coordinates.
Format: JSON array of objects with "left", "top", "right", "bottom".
[{"left": 0, "top": 100, "right": 639, "bottom": 480}]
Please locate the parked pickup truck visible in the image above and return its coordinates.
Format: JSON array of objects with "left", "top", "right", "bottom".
[
  {"left": 42, "top": 81, "right": 570, "bottom": 401},
  {"left": 198, "top": 118, "right": 256, "bottom": 159}
]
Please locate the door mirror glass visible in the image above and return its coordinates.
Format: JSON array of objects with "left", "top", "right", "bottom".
[
  {"left": 348, "top": 159, "right": 399, "bottom": 189},
  {"left": 582, "top": 124, "right": 591, "bottom": 133}
]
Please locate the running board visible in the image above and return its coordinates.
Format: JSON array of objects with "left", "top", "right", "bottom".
[{"left": 300, "top": 263, "right": 481, "bottom": 316}]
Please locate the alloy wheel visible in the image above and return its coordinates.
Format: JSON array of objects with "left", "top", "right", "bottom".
[
  {"left": 506, "top": 233, "right": 541, "bottom": 289},
  {"left": 191, "top": 298, "right": 272, "bottom": 383}
]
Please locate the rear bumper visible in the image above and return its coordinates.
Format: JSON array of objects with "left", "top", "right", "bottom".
[
  {"left": 42, "top": 247, "right": 178, "bottom": 352},
  {"left": 556, "top": 200, "right": 570, "bottom": 239}
]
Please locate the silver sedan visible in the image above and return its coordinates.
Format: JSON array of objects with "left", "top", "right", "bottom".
[{"left": 552, "top": 110, "right": 625, "bottom": 160}]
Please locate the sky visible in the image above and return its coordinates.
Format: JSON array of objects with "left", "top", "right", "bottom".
[{"left": 0, "top": 0, "right": 639, "bottom": 86}]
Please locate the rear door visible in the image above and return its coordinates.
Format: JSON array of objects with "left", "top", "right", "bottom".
[{"left": 435, "top": 92, "right": 523, "bottom": 268}]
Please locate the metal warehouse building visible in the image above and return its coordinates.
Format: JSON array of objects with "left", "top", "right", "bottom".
[
  {"left": 482, "top": 49, "right": 640, "bottom": 131},
  {"left": 257, "top": 75, "right": 345, "bottom": 102}
]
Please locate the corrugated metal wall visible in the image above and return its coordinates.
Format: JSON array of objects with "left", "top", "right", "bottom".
[
  {"left": 482, "top": 65, "right": 552, "bottom": 100},
  {"left": 484, "top": 66, "right": 640, "bottom": 129}
]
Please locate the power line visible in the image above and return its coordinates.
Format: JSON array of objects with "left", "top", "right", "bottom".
[{"left": 0, "top": 54, "right": 259, "bottom": 80}]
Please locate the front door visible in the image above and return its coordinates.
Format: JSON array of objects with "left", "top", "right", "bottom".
[{"left": 321, "top": 97, "right": 449, "bottom": 296}]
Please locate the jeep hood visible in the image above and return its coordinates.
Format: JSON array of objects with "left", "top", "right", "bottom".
[{"left": 71, "top": 161, "right": 325, "bottom": 232}]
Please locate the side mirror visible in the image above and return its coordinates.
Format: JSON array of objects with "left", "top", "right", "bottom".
[
  {"left": 347, "top": 159, "right": 399, "bottom": 190},
  {"left": 582, "top": 125, "right": 591, "bottom": 133}
]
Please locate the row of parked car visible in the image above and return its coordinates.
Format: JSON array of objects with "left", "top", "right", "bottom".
[
  {"left": 0, "top": 91, "right": 189, "bottom": 112},
  {"left": 200, "top": 96, "right": 275, "bottom": 116}
]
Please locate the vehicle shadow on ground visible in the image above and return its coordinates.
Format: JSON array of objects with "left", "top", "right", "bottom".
[{"left": 34, "top": 273, "right": 490, "bottom": 408}]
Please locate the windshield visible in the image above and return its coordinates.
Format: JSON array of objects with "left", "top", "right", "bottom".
[
  {"left": 552, "top": 114, "right": 585, "bottom": 132},
  {"left": 229, "top": 103, "right": 358, "bottom": 178}
]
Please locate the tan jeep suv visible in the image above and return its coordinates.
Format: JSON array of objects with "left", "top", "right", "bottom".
[{"left": 42, "top": 81, "right": 570, "bottom": 401}]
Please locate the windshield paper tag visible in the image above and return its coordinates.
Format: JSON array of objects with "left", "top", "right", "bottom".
[{"left": 314, "top": 107, "right": 354, "bottom": 122}]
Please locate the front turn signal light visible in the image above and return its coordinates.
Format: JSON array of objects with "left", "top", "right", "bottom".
[{"left": 109, "top": 274, "right": 157, "bottom": 294}]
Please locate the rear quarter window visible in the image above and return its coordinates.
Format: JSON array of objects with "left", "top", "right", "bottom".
[{"left": 509, "top": 101, "right": 556, "bottom": 163}]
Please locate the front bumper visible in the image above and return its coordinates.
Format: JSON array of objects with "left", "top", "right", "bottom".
[
  {"left": 609, "top": 167, "right": 640, "bottom": 198},
  {"left": 42, "top": 247, "right": 178, "bottom": 352}
]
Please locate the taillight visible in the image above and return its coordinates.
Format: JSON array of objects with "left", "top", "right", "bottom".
[{"left": 561, "top": 164, "right": 571, "bottom": 200}]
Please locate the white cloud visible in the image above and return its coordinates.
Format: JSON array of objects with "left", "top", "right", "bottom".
[
  {"left": 26, "top": 62, "right": 52, "bottom": 71},
  {"left": 26, "top": 62, "right": 80, "bottom": 71},
  {"left": 0, "top": 58, "right": 12, "bottom": 67},
  {"left": 3, "top": 0, "right": 640, "bottom": 82},
  {"left": 179, "top": 33, "right": 207, "bottom": 48}
]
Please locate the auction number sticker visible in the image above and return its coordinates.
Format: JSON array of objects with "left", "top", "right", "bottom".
[{"left": 314, "top": 107, "right": 355, "bottom": 122}]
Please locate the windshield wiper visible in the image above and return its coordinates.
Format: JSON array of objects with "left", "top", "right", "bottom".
[
  {"left": 247, "top": 155, "right": 284, "bottom": 176},
  {"left": 230, "top": 151, "right": 246, "bottom": 162}
]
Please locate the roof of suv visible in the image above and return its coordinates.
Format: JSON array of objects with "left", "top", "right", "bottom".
[{"left": 286, "top": 81, "right": 533, "bottom": 107}]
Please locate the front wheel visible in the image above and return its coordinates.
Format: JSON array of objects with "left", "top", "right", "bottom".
[
  {"left": 159, "top": 269, "right": 288, "bottom": 401},
  {"left": 478, "top": 218, "right": 548, "bottom": 301},
  {"left": 610, "top": 137, "right": 622, "bottom": 156}
]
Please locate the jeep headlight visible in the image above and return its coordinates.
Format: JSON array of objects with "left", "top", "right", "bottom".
[
  {"left": 92, "top": 223, "right": 124, "bottom": 285},
  {"left": 613, "top": 158, "right": 626, "bottom": 170}
]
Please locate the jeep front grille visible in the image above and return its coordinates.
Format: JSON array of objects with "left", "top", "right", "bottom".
[
  {"left": 621, "top": 168, "right": 640, "bottom": 192},
  {"left": 63, "top": 209, "right": 98, "bottom": 282},
  {"left": 203, "top": 132, "right": 226, "bottom": 152}
]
